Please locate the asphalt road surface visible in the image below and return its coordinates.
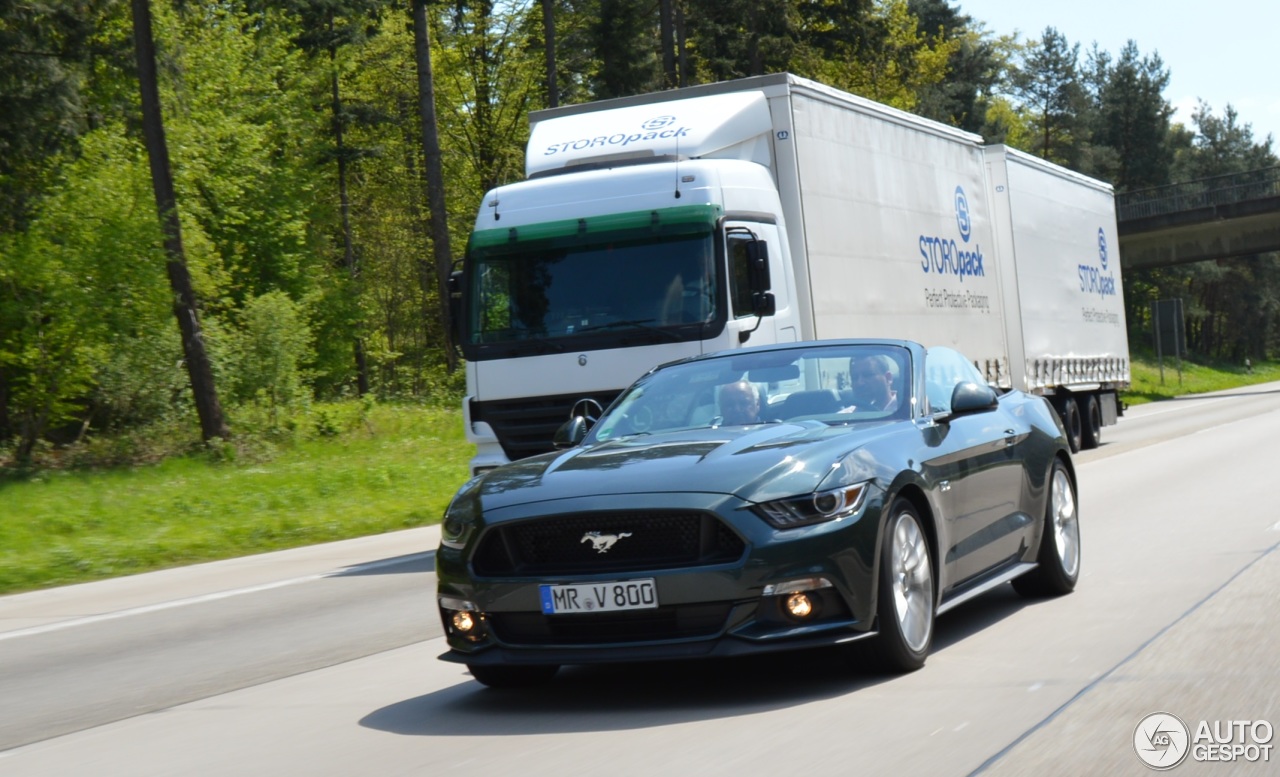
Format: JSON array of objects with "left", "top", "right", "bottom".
[{"left": 2, "top": 382, "right": 1277, "bottom": 775}]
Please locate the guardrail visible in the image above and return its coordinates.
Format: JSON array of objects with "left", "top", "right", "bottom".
[{"left": 1117, "top": 166, "right": 1280, "bottom": 221}]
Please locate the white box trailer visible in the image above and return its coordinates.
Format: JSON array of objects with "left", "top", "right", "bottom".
[
  {"left": 453, "top": 73, "right": 1128, "bottom": 473},
  {"left": 985, "top": 146, "right": 1129, "bottom": 440}
]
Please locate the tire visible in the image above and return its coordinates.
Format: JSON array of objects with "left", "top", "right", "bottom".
[
  {"left": 1012, "top": 459, "right": 1080, "bottom": 598},
  {"left": 1081, "top": 395, "right": 1102, "bottom": 450},
  {"left": 467, "top": 663, "right": 560, "bottom": 689},
  {"left": 1060, "top": 397, "right": 1083, "bottom": 453},
  {"left": 865, "top": 499, "right": 935, "bottom": 673}
]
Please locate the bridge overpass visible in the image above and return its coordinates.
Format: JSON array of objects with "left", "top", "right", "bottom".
[{"left": 1116, "top": 166, "right": 1280, "bottom": 269}]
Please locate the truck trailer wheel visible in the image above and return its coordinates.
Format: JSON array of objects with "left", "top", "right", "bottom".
[
  {"left": 1059, "top": 397, "right": 1083, "bottom": 453},
  {"left": 1081, "top": 395, "right": 1101, "bottom": 450}
]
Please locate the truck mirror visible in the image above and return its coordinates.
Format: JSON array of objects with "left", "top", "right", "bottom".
[
  {"left": 752, "top": 291, "right": 776, "bottom": 317},
  {"left": 746, "top": 240, "right": 771, "bottom": 293},
  {"left": 447, "top": 269, "right": 463, "bottom": 342}
]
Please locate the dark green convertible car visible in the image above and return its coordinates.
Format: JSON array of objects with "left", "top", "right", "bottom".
[{"left": 435, "top": 340, "right": 1080, "bottom": 687}]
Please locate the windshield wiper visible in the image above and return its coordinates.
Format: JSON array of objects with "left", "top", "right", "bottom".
[{"left": 577, "top": 319, "right": 682, "bottom": 341}]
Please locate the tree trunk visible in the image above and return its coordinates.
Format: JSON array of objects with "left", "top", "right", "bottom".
[
  {"left": 675, "top": 1, "right": 688, "bottom": 88},
  {"left": 412, "top": 0, "right": 457, "bottom": 372},
  {"left": 130, "top": 0, "right": 229, "bottom": 442},
  {"left": 659, "top": 0, "right": 675, "bottom": 88},
  {"left": 541, "top": 0, "right": 558, "bottom": 107},
  {"left": 328, "top": 19, "right": 370, "bottom": 396}
]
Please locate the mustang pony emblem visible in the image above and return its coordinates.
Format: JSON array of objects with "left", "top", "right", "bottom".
[{"left": 581, "top": 531, "right": 632, "bottom": 553}]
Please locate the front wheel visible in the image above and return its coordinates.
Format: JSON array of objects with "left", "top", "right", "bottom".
[
  {"left": 866, "top": 499, "right": 935, "bottom": 673},
  {"left": 1013, "top": 460, "right": 1080, "bottom": 598},
  {"left": 467, "top": 663, "right": 560, "bottom": 689}
]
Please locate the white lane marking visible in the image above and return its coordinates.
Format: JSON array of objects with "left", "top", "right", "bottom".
[
  {"left": 1270, "top": 520, "right": 1280, "bottom": 532},
  {"left": 0, "top": 575, "right": 322, "bottom": 642},
  {"left": 0, "top": 552, "right": 434, "bottom": 643},
  {"left": 1028, "top": 682, "right": 1044, "bottom": 692}
]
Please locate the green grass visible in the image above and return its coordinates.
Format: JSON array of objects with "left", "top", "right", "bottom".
[
  {"left": 0, "top": 403, "right": 472, "bottom": 595},
  {"left": 1123, "top": 353, "right": 1280, "bottom": 406}
]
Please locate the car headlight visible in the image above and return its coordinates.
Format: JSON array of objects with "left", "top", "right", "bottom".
[
  {"left": 753, "top": 482, "right": 869, "bottom": 529},
  {"left": 441, "top": 513, "right": 475, "bottom": 549},
  {"left": 440, "top": 476, "right": 483, "bottom": 549}
]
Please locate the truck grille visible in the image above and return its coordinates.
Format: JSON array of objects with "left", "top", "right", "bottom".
[
  {"left": 488, "top": 603, "right": 732, "bottom": 645},
  {"left": 471, "top": 510, "right": 746, "bottom": 577},
  {"left": 471, "top": 391, "right": 621, "bottom": 461}
]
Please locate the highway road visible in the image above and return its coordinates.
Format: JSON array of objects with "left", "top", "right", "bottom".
[{"left": 2, "top": 383, "right": 1277, "bottom": 775}]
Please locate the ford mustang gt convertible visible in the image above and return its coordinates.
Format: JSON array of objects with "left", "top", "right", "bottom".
[{"left": 435, "top": 340, "right": 1080, "bottom": 687}]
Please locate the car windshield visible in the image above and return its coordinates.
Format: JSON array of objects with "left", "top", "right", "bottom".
[{"left": 590, "top": 344, "right": 913, "bottom": 442}]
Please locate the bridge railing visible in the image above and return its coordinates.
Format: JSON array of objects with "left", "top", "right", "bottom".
[{"left": 1117, "top": 166, "right": 1280, "bottom": 221}]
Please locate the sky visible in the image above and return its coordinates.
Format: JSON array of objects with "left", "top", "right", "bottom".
[{"left": 956, "top": 0, "right": 1280, "bottom": 149}]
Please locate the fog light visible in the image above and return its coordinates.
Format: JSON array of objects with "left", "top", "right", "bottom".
[
  {"left": 440, "top": 596, "right": 488, "bottom": 643},
  {"left": 452, "top": 610, "right": 477, "bottom": 633},
  {"left": 785, "top": 592, "right": 814, "bottom": 619}
]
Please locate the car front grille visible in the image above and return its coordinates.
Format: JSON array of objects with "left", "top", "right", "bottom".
[
  {"left": 471, "top": 510, "right": 745, "bottom": 576},
  {"left": 488, "top": 603, "right": 733, "bottom": 645}
]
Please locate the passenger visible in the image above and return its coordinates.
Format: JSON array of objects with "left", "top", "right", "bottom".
[
  {"left": 718, "top": 381, "right": 762, "bottom": 425},
  {"left": 841, "top": 354, "right": 899, "bottom": 413}
]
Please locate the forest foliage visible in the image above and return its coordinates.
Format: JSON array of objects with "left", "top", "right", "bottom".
[{"left": 1, "top": 0, "right": 1277, "bottom": 465}]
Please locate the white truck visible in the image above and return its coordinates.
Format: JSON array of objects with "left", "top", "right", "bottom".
[{"left": 452, "top": 73, "right": 1128, "bottom": 474}]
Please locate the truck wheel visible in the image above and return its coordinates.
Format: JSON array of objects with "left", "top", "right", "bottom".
[
  {"left": 1081, "top": 395, "right": 1101, "bottom": 449},
  {"left": 1013, "top": 459, "right": 1080, "bottom": 597},
  {"left": 468, "top": 663, "right": 559, "bottom": 688},
  {"left": 1060, "top": 397, "right": 1082, "bottom": 453}
]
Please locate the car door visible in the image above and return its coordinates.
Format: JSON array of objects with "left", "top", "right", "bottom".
[{"left": 922, "top": 348, "right": 1035, "bottom": 589}]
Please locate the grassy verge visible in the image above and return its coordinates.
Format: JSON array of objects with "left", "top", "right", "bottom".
[
  {"left": 1123, "top": 353, "right": 1279, "bottom": 406},
  {"left": 0, "top": 402, "right": 472, "bottom": 595}
]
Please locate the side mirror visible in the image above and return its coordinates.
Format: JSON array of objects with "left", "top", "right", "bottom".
[
  {"left": 752, "top": 291, "right": 776, "bottom": 316},
  {"left": 948, "top": 382, "right": 999, "bottom": 417},
  {"left": 447, "top": 269, "right": 463, "bottom": 343},
  {"left": 553, "top": 416, "right": 588, "bottom": 449}
]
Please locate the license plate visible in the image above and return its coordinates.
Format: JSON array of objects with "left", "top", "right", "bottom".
[{"left": 539, "top": 579, "right": 658, "bottom": 614}]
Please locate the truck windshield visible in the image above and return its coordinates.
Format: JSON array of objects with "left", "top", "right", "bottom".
[{"left": 464, "top": 205, "right": 722, "bottom": 356}]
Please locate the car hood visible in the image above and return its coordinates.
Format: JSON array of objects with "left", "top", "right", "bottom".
[{"left": 471, "top": 421, "right": 896, "bottom": 511}]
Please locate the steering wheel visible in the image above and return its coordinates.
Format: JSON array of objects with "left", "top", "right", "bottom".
[{"left": 628, "top": 405, "right": 654, "bottom": 433}]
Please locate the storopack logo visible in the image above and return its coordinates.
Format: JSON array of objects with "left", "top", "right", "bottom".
[
  {"left": 1079, "top": 227, "right": 1118, "bottom": 298},
  {"left": 919, "top": 185, "right": 984, "bottom": 282},
  {"left": 542, "top": 114, "right": 690, "bottom": 156}
]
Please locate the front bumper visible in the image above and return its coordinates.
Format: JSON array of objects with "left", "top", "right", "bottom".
[{"left": 435, "top": 490, "right": 884, "bottom": 666}]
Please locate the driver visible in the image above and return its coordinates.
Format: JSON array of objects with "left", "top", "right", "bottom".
[
  {"left": 841, "top": 354, "right": 899, "bottom": 413},
  {"left": 718, "top": 381, "right": 762, "bottom": 425}
]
